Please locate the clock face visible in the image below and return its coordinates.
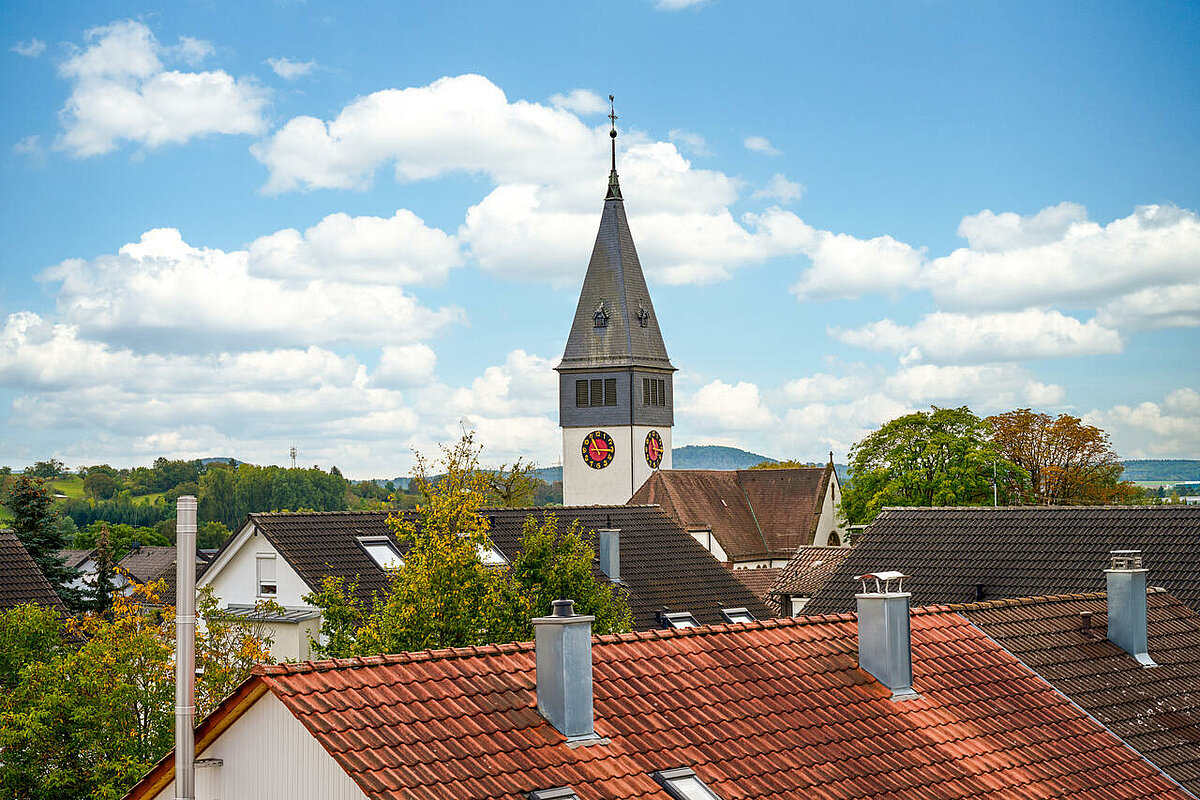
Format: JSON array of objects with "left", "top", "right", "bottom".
[
  {"left": 645, "top": 430, "right": 664, "bottom": 469},
  {"left": 581, "top": 430, "right": 615, "bottom": 469}
]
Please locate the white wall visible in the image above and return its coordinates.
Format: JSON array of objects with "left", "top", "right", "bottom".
[
  {"left": 563, "top": 425, "right": 672, "bottom": 506},
  {"left": 812, "top": 470, "right": 848, "bottom": 547},
  {"left": 687, "top": 528, "right": 729, "bottom": 563},
  {"left": 202, "top": 527, "right": 311, "bottom": 610},
  {"left": 151, "top": 691, "right": 367, "bottom": 800}
]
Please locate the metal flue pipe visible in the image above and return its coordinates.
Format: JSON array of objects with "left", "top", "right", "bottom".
[{"left": 175, "top": 496, "right": 197, "bottom": 800}]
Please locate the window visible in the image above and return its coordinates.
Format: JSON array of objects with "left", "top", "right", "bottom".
[
  {"left": 256, "top": 555, "right": 277, "bottom": 597},
  {"left": 653, "top": 768, "right": 724, "bottom": 800},
  {"left": 644, "top": 378, "right": 667, "bottom": 407},
  {"left": 528, "top": 789, "right": 579, "bottom": 800},
  {"left": 657, "top": 379, "right": 666, "bottom": 407},
  {"left": 720, "top": 607, "right": 755, "bottom": 624},
  {"left": 578, "top": 378, "right": 618, "bottom": 407},
  {"left": 357, "top": 536, "right": 403, "bottom": 570},
  {"left": 661, "top": 611, "right": 700, "bottom": 629},
  {"left": 790, "top": 597, "right": 810, "bottom": 616},
  {"left": 643, "top": 377, "right": 651, "bottom": 406}
]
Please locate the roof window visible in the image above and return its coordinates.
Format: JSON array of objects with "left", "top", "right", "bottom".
[
  {"left": 527, "top": 788, "right": 579, "bottom": 800},
  {"left": 653, "top": 767, "right": 724, "bottom": 800},
  {"left": 661, "top": 611, "right": 700, "bottom": 629},
  {"left": 357, "top": 536, "right": 403, "bottom": 570},
  {"left": 720, "top": 607, "right": 755, "bottom": 624}
]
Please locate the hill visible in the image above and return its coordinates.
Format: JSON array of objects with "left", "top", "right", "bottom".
[{"left": 1120, "top": 460, "right": 1200, "bottom": 482}]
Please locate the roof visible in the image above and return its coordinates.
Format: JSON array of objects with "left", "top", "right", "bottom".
[
  {"left": 630, "top": 467, "right": 833, "bottom": 561},
  {"left": 961, "top": 590, "right": 1200, "bottom": 795},
  {"left": 804, "top": 506, "right": 1200, "bottom": 614},
  {"left": 726, "top": 566, "right": 780, "bottom": 602},
  {"left": 119, "top": 545, "right": 177, "bottom": 583},
  {"left": 219, "top": 605, "right": 321, "bottom": 623},
  {"left": 771, "top": 545, "right": 854, "bottom": 597},
  {"left": 223, "top": 506, "right": 771, "bottom": 629},
  {"left": 556, "top": 179, "right": 673, "bottom": 372},
  {"left": 0, "top": 532, "right": 68, "bottom": 613},
  {"left": 57, "top": 548, "right": 96, "bottom": 569},
  {"left": 126, "top": 609, "right": 1193, "bottom": 800}
]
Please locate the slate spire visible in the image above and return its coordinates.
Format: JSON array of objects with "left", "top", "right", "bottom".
[{"left": 556, "top": 99, "right": 674, "bottom": 372}]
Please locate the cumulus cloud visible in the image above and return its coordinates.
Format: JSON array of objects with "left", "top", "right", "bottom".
[
  {"left": 373, "top": 344, "right": 437, "bottom": 388},
  {"left": 1097, "top": 282, "right": 1200, "bottom": 331},
  {"left": 40, "top": 227, "right": 462, "bottom": 352},
  {"left": 248, "top": 208, "right": 462, "bottom": 285},
  {"left": 832, "top": 310, "right": 1123, "bottom": 365},
  {"left": 56, "top": 19, "right": 267, "bottom": 157},
  {"left": 12, "top": 39, "right": 46, "bottom": 58},
  {"left": 1084, "top": 388, "right": 1200, "bottom": 458},
  {"left": 266, "top": 57, "right": 316, "bottom": 80},
  {"left": 655, "top": 0, "right": 709, "bottom": 9},
  {"left": 680, "top": 380, "right": 777, "bottom": 431},
  {"left": 752, "top": 173, "right": 804, "bottom": 204},
  {"left": 668, "top": 129, "right": 711, "bottom": 156},
  {"left": 956, "top": 202, "right": 1089, "bottom": 252},
  {"left": 548, "top": 89, "right": 607, "bottom": 115},
  {"left": 743, "top": 135, "right": 781, "bottom": 155}
]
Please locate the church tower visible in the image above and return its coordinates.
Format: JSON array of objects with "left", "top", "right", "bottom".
[{"left": 556, "top": 99, "right": 675, "bottom": 505}]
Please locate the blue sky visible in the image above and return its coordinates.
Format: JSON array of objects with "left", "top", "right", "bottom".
[{"left": 1, "top": 0, "right": 1197, "bottom": 477}]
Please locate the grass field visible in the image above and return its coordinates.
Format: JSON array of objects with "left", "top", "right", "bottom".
[{"left": 46, "top": 475, "right": 86, "bottom": 499}]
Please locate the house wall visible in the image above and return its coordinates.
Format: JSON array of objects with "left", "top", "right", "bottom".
[
  {"left": 811, "top": 470, "right": 848, "bottom": 547},
  {"left": 687, "top": 528, "right": 728, "bottom": 563},
  {"left": 150, "top": 691, "right": 367, "bottom": 800},
  {"left": 263, "top": 617, "right": 320, "bottom": 663},
  {"left": 202, "top": 528, "right": 311, "bottom": 610},
  {"left": 563, "top": 424, "right": 672, "bottom": 506}
]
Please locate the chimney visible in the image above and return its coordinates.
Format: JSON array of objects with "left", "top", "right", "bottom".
[
  {"left": 175, "top": 496, "right": 198, "bottom": 800},
  {"left": 533, "top": 599, "right": 596, "bottom": 741},
  {"left": 1105, "top": 550, "right": 1157, "bottom": 668},
  {"left": 596, "top": 529, "right": 620, "bottom": 582},
  {"left": 855, "top": 571, "right": 918, "bottom": 700}
]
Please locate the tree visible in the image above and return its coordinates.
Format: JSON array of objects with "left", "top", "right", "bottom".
[
  {"left": 841, "top": 406, "right": 1027, "bottom": 524},
  {"left": 4, "top": 475, "right": 78, "bottom": 607},
  {"left": 83, "top": 470, "right": 120, "bottom": 499},
  {"left": 987, "top": 409, "right": 1142, "bottom": 505},
  {"left": 749, "top": 459, "right": 826, "bottom": 470},
  {"left": 199, "top": 464, "right": 237, "bottom": 529},
  {"left": 24, "top": 458, "right": 65, "bottom": 478},
  {"left": 306, "top": 433, "right": 630, "bottom": 658},
  {"left": 88, "top": 524, "right": 117, "bottom": 617},
  {"left": 484, "top": 457, "right": 539, "bottom": 507}
]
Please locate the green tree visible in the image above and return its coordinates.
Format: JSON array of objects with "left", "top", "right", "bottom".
[
  {"left": 841, "top": 406, "right": 1027, "bottom": 524},
  {"left": 199, "top": 464, "right": 237, "bottom": 529},
  {"left": 0, "top": 603, "right": 64, "bottom": 695},
  {"left": 88, "top": 524, "right": 117, "bottom": 617},
  {"left": 83, "top": 470, "right": 120, "bottom": 500},
  {"left": 74, "top": 522, "right": 168, "bottom": 561},
  {"left": 24, "top": 458, "right": 65, "bottom": 478},
  {"left": 4, "top": 475, "right": 78, "bottom": 607},
  {"left": 484, "top": 457, "right": 539, "bottom": 507}
]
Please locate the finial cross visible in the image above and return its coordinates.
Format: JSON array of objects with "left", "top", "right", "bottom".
[{"left": 608, "top": 94, "right": 618, "bottom": 131}]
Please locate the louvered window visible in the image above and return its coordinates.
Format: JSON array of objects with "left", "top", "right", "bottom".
[
  {"left": 643, "top": 378, "right": 651, "bottom": 405},
  {"left": 590, "top": 379, "right": 603, "bottom": 407},
  {"left": 657, "top": 379, "right": 667, "bottom": 407},
  {"left": 603, "top": 378, "right": 617, "bottom": 406},
  {"left": 575, "top": 380, "right": 589, "bottom": 407}
]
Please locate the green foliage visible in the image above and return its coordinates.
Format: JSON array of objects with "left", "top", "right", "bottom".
[
  {"left": 0, "top": 603, "right": 64, "bottom": 695},
  {"left": 306, "top": 434, "right": 630, "bottom": 658},
  {"left": 198, "top": 463, "right": 349, "bottom": 530},
  {"left": 75, "top": 522, "right": 169, "bottom": 561},
  {"left": 841, "top": 406, "right": 1027, "bottom": 524},
  {"left": 83, "top": 471, "right": 119, "bottom": 499},
  {"left": 24, "top": 459, "right": 65, "bottom": 478},
  {"left": 749, "top": 459, "right": 822, "bottom": 470},
  {"left": 483, "top": 457, "right": 539, "bottom": 507},
  {"left": 3, "top": 475, "right": 79, "bottom": 608}
]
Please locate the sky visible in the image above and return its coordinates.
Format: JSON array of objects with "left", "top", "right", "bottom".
[{"left": 1, "top": 0, "right": 1198, "bottom": 479}]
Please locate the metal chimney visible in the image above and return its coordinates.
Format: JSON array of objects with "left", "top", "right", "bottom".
[
  {"left": 532, "top": 599, "right": 596, "bottom": 741},
  {"left": 175, "top": 496, "right": 197, "bottom": 800},
  {"left": 596, "top": 529, "right": 620, "bottom": 582},
  {"left": 855, "top": 571, "right": 918, "bottom": 700},
  {"left": 1105, "top": 550, "right": 1157, "bottom": 668}
]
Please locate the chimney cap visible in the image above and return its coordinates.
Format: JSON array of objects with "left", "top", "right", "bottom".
[
  {"left": 855, "top": 570, "right": 909, "bottom": 594},
  {"left": 1109, "top": 550, "right": 1144, "bottom": 570},
  {"left": 552, "top": 599, "right": 575, "bottom": 617}
]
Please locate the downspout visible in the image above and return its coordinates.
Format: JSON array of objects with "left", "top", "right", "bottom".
[{"left": 175, "top": 496, "right": 197, "bottom": 800}]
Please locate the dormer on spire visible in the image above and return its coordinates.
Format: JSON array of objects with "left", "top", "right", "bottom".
[{"left": 606, "top": 94, "right": 622, "bottom": 201}]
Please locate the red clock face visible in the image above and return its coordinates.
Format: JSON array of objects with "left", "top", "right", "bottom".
[
  {"left": 644, "top": 430, "right": 664, "bottom": 469},
  {"left": 581, "top": 430, "right": 615, "bottom": 469}
]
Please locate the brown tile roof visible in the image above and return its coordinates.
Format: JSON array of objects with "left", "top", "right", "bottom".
[
  {"left": 0, "top": 532, "right": 67, "bottom": 613},
  {"left": 804, "top": 506, "right": 1200, "bottom": 614},
  {"left": 629, "top": 466, "right": 832, "bottom": 561},
  {"left": 227, "top": 506, "right": 771, "bottom": 629},
  {"left": 127, "top": 609, "right": 1193, "bottom": 800},
  {"left": 961, "top": 590, "right": 1200, "bottom": 795},
  {"left": 727, "top": 566, "right": 780, "bottom": 602},
  {"left": 57, "top": 548, "right": 96, "bottom": 570},
  {"left": 119, "top": 545, "right": 177, "bottom": 583},
  {"left": 772, "top": 545, "right": 853, "bottom": 597}
]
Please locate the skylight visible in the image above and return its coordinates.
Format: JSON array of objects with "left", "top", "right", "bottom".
[
  {"left": 357, "top": 536, "right": 403, "bottom": 570},
  {"left": 527, "top": 788, "right": 579, "bottom": 800},
  {"left": 720, "top": 607, "right": 755, "bottom": 624},
  {"left": 653, "top": 767, "right": 724, "bottom": 800},
  {"left": 662, "top": 611, "right": 700, "bottom": 629}
]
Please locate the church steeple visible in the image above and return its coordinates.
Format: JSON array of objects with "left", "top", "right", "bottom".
[{"left": 606, "top": 94, "right": 622, "bottom": 201}]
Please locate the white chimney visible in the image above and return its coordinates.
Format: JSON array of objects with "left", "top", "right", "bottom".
[
  {"left": 1105, "top": 550, "right": 1157, "bottom": 668},
  {"left": 855, "top": 571, "right": 918, "bottom": 700},
  {"left": 532, "top": 599, "right": 596, "bottom": 740},
  {"left": 596, "top": 529, "right": 620, "bottom": 582},
  {"left": 175, "top": 496, "right": 197, "bottom": 800}
]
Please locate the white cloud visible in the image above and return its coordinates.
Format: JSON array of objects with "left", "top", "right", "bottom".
[
  {"left": 248, "top": 208, "right": 462, "bottom": 285},
  {"left": 752, "top": 173, "right": 804, "bottom": 204},
  {"left": 1096, "top": 282, "right": 1200, "bottom": 331},
  {"left": 956, "top": 202, "right": 1088, "bottom": 252},
  {"left": 172, "top": 36, "right": 214, "bottom": 66},
  {"left": 56, "top": 19, "right": 267, "bottom": 157},
  {"left": 788, "top": 227, "right": 925, "bottom": 301},
  {"left": 12, "top": 38, "right": 46, "bottom": 58},
  {"left": 373, "top": 344, "right": 437, "bottom": 388},
  {"left": 883, "top": 364, "right": 1065, "bottom": 407},
  {"left": 680, "top": 380, "right": 777, "bottom": 431},
  {"left": 668, "top": 129, "right": 711, "bottom": 156},
  {"left": 13, "top": 135, "right": 42, "bottom": 159},
  {"left": 655, "top": 0, "right": 709, "bottom": 8},
  {"left": 743, "top": 135, "right": 781, "bottom": 156},
  {"left": 1084, "top": 388, "right": 1200, "bottom": 459},
  {"left": 40, "top": 227, "right": 462, "bottom": 352},
  {"left": 266, "top": 57, "right": 316, "bottom": 80},
  {"left": 548, "top": 89, "right": 607, "bottom": 115},
  {"left": 832, "top": 310, "right": 1123, "bottom": 365}
]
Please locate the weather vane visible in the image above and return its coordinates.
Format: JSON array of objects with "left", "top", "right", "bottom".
[{"left": 609, "top": 94, "right": 618, "bottom": 171}]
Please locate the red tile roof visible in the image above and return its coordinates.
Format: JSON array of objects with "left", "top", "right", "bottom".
[
  {"left": 629, "top": 467, "right": 834, "bottom": 561},
  {"left": 127, "top": 608, "right": 1193, "bottom": 800},
  {"left": 768, "top": 545, "right": 854, "bottom": 612},
  {"left": 961, "top": 590, "right": 1200, "bottom": 795}
]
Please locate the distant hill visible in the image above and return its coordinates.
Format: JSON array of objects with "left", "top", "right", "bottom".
[
  {"left": 1120, "top": 459, "right": 1200, "bottom": 481},
  {"left": 671, "top": 444, "right": 775, "bottom": 469},
  {"left": 200, "top": 457, "right": 243, "bottom": 466}
]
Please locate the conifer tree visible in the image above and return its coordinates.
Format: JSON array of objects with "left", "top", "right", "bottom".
[{"left": 4, "top": 475, "right": 79, "bottom": 608}]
